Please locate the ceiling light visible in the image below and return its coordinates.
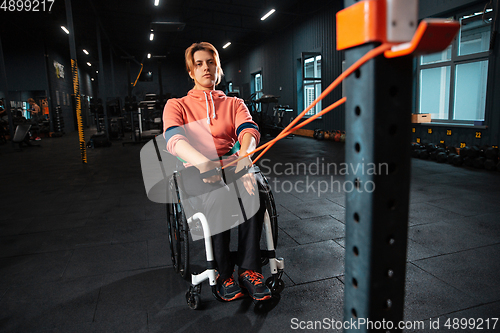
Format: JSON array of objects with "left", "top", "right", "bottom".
[
  {"left": 223, "top": 42, "right": 231, "bottom": 49},
  {"left": 147, "top": 53, "right": 151, "bottom": 58},
  {"left": 154, "top": 0, "right": 159, "bottom": 6},
  {"left": 261, "top": 9, "right": 275, "bottom": 21},
  {"left": 91, "top": 78, "right": 94, "bottom": 81},
  {"left": 61, "top": 26, "right": 69, "bottom": 34},
  {"left": 87, "top": 62, "right": 92, "bottom": 67},
  {"left": 150, "top": 22, "right": 186, "bottom": 32},
  {"left": 96, "top": 70, "right": 99, "bottom": 74},
  {"left": 83, "top": 49, "right": 89, "bottom": 55},
  {"left": 150, "top": 33, "right": 154, "bottom": 41}
]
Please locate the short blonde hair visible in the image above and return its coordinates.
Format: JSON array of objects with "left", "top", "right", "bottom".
[{"left": 185, "top": 42, "right": 224, "bottom": 85}]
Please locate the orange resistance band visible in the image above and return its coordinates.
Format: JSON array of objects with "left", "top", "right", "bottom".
[
  {"left": 223, "top": 42, "right": 394, "bottom": 169},
  {"left": 133, "top": 63, "right": 144, "bottom": 87}
]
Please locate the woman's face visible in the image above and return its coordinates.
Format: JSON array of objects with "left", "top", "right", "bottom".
[{"left": 189, "top": 50, "right": 217, "bottom": 90}]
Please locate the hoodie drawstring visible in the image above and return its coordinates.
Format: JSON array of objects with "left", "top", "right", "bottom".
[
  {"left": 204, "top": 91, "right": 210, "bottom": 124},
  {"left": 203, "top": 91, "right": 216, "bottom": 124},
  {"left": 210, "top": 91, "right": 216, "bottom": 120}
]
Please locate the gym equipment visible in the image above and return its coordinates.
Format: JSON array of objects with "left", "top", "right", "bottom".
[
  {"left": 447, "top": 153, "right": 457, "bottom": 164},
  {"left": 334, "top": 130, "right": 341, "bottom": 142},
  {"left": 418, "top": 149, "right": 429, "bottom": 159},
  {"left": 250, "top": 94, "right": 284, "bottom": 137},
  {"left": 463, "top": 156, "right": 474, "bottom": 167},
  {"left": 429, "top": 147, "right": 445, "bottom": 161},
  {"left": 52, "top": 106, "right": 65, "bottom": 134},
  {"left": 87, "top": 132, "right": 112, "bottom": 148},
  {"left": 461, "top": 146, "right": 481, "bottom": 159},
  {"left": 473, "top": 157, "right": 486, "bottom": 169},
  {"left": 166, "top": 166, "right": 285, "bottom": 310},
  {"left": 485, "top": 147, "right": 499, "bottom": 160},
  {"left": 123, "top": 103, "right": 162, "bottom": 145},
  {"left": 269, "top": 105, "right": 295, "bottom": 138},
  {"left": 12, "top": 123, "right": 40, "bottom": 151},
  {"left": 484, "top": 159, "right": 497, "bottom": 171},
  {"left": 109, "top": 117, "right": 125, "bottom": 139},
  {"left": 452, "top": 154, "right": 463, "bottom": 166},
  {"left": 340, "top": 131, "right": 346, "bottom": 142},
  {"left": 436, "top": 152, "right": 447, "bottom": 163}
]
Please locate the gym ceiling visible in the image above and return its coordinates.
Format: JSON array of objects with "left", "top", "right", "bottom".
[{"left": 3, "top": 0, "right": 337, "bottom": 64}]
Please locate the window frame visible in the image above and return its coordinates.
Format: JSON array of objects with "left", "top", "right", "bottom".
[
  {"left": 301, "top": 52, "right": 322, "bottom": 118},
  {"left": 415, "top": 6, "right": 493, "bottom": 125}
]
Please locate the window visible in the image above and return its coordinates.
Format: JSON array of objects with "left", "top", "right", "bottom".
[
  {"left": 253, "top": 72, "right": 263, "bottom": 111},
  {"left": 303, "top": 54, "right": 322, "bottom": 116},
  {"left": 416, "top": 7, "right": 492, "bottom": 124},
  {"left": 254, "top": 73, "right": 263, "bottom": 98}
]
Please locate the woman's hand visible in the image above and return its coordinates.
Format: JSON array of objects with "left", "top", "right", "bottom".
[
  {"left": 198, "top": 160, "right": 222, "bottom": 184},
  {"left": 235, "top": 156, "right": 257, "bottom": 195},
  {"left": 236, "top": 133, "right": 258, "bottom": 195},
  {"left": 173, "top": 140, "right": 222, "bottom": 184}
]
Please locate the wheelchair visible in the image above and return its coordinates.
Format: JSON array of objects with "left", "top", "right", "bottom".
[{"left": 165, "top": 164, "right": 285, "bottom": 310}]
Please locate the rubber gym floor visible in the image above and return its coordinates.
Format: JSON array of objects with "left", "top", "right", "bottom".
[{"left": 0, "top": 130, "right": 499, "bottom": 333}]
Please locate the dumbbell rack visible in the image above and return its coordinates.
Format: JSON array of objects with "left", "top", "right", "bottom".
[{"left": 52, "top": 106, "right": 65, "bottom": 134}]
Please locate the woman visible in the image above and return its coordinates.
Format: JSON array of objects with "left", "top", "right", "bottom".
[
  {"left": 163, "top": 42, "right": 271, "bottom": 302},
  {"left": 27, "top": 98, "right": 41, "bottom": 141}
]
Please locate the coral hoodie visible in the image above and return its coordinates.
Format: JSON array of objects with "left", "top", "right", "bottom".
[{"left": 163, "top": 89, "right": 260, "bottom": 163}]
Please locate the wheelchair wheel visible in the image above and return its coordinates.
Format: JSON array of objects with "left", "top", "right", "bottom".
[
  {"left": 259, "top": 175, "right": 279, "bottom": 266},
  {"left": 166, "top": 203, "right": 176, "bottom": 265},
  {"left": 261, "top": 175, "right": 279, "bottom": 247},
  {"left": 167, "top": 201, "right": 190, "bottom": 279},
  {"left": 185, "top": 290, "right": 201, "bottom": 310}
]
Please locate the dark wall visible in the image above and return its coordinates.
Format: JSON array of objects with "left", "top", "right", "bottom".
[
  {"left": 46, "top": 48, "right": 76, "bottom": 131},
  {"left": 224, "top": 1, "right": 345, "bottom": 131}
]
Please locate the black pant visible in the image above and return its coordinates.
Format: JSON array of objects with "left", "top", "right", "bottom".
[{"left": 179, "top": 165, "right": 266, "bottom": 280}]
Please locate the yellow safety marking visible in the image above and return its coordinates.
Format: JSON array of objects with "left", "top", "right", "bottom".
[{"left": 71, "top": 59, "right": 87, "bottom": 163}]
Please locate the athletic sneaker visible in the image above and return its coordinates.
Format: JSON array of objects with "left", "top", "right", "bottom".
[
  {"left": 216, "top": 275, "right": 244, "bottom": 301},
  {"left": 239, "top": 270, "right": 272, "bottom": 301},
  {"left": 35, "top": 137, "right": 41, "bottom": 141}
]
